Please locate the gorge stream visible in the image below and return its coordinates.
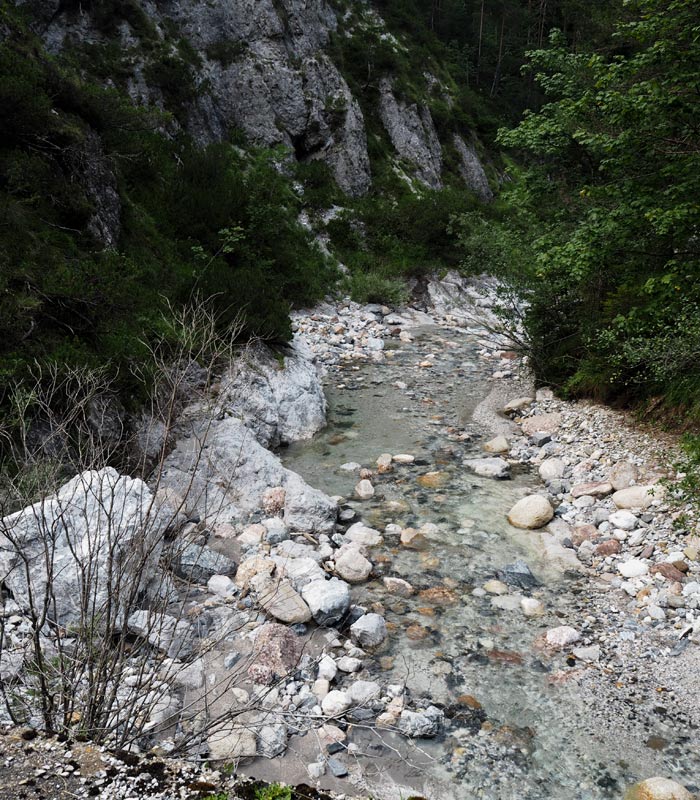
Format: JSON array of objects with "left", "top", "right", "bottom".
[{"left": 255, "top": 321, "right": 693, "bottom": 800}]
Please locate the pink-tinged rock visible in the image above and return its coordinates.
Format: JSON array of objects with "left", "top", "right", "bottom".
[
  {"left": 596, "top": 539, "right": 621, "bottom": 556},
  {"left": 545, "top": 625, "right": 581, "bottom": 649},
  {"left": 608, "top": 461, "right": 640, "bottom": 491},
  {"left": 571, "top": 481, "right": 613, "bottom": 499},
  {"left": 521, "top": 413, "right": 562, "bottom": 435},
  {"left": 572, "top": 524, "right": 600, "bottom": 546},
  {"left": 650, "top": 563, "right": 686, "bottom": 582}
]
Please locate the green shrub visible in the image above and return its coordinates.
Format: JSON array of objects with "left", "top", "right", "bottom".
[
  {"left": 346, "top": 271, "right": 409, "bottom": 306},
  {"left": 254, "top": 782, "right": 292, "bottom": 800}
]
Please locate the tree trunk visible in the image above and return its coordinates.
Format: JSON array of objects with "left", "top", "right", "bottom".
[
  {"left": 490, "top": 14, "right": 506, "bottom": 97},
  {"left": 476, "top": 0, "right": 485, "bottom": 87}
]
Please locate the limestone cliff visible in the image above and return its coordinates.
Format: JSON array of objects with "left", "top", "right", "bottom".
[{"left": 18, "top": 0, "right": 493, "bottom": 201}]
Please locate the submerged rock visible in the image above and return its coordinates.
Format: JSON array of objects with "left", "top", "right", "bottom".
[
  {"left": 398, "top": 706, "right": 444, "bottom": 738},
  {"left": 496, "top": 559, "right": 540, "bottom": 590},
  {"left": 463, "top": 457, "right": 511, "bottom": 480}
]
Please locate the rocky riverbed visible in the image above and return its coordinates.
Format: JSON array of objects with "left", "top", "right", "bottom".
[{"left": 1, "top": 272, "right": 698, "bottom": 800}]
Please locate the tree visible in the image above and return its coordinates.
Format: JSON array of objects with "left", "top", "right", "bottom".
[{"left": 496, "top": 0, "right": 700, "bottom": 418}]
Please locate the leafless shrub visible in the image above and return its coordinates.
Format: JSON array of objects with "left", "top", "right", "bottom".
[{"left": 0, "top": 298, "right": 273, "bottom": 749}]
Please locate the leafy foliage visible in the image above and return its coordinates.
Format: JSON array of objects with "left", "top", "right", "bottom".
[
  {"left": 0, "top": 8, "right": 333, "bottom": 412},
  {"left": 493, "top": 0, "right": 700, "bottom": 420}
]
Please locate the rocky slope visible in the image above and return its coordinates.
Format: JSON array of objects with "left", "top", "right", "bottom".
[{"left": 17, "top": 0, "right": 492, "bottom": 218}]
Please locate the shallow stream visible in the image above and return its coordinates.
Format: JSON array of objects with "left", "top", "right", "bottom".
[{"left": 277, "top": 325, "right": 694, "bottom": 799}]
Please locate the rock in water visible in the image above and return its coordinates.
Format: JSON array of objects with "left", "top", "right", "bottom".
[
  {"left": 507, "top": 495, "right": 554, "bottom": 529},
  {"left": 355, "top": 479, "right": 375, "bottom": 499},
  {"left": 350, "top": 613, "right": 387, "bottom": 648},
  {"left": 301, "top": 578, "right": 351, "bottom": 625},
  {"left": 483, "top": 435, "right": 509, "bottom": 454},
  {"left": 463, "top": 457, "right": 511, "bottom": 479},
  {"left": 398, "top": 706, "right": 444, "bottom": 738},
  {"left": 624, "top": 778, "right": 693, "bottom": 800},
  {"left": 223, "top": 340, "right": 327, "bottom": 447},
  {"left": 334, "top": 546, "right": 372, "bottom": 583},
  {"left": 496, "top": 559, "right": 540, "bottom": 590}
]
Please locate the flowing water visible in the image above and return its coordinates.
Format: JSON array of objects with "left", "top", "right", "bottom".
[{"left": 279, "top": 325, "right": 697, "bottom": 799}]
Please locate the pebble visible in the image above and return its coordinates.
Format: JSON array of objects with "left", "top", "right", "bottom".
[
  {"left": 355, "top": 479, "right": 375, "bottom": 499},
  {"left": 545, "top": 626, "right": 581, "bottom": 649}
]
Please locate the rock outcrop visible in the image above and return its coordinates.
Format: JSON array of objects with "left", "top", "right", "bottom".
[
  {"left": 159, "top": 416, "right": 337, "bottom": 533},
  {"left": 0, "top": 468, "right": 176, "bottom": 626},
  {"left": 223, "top": 338, "right": 327, "bottom": 448},
  {"left": 378, "top": 77, "right": 443, "bottom": 189}
]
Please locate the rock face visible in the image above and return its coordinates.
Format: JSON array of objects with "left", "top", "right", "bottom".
[
  {"left": 39, "top": 0, "right": 371, "bottom": 196},
  {"left": 453, "top": 134, "right": 492, "bottom": 201},
  {"left": 160, "top": 417, "right": 337, "bottom": 533},
  {"left": 0, "top": 468, "right": 174, "bottom": 627},
  {"left": 223, "top": 339, "right": 326, "bottom": 447},
  {"left": 378, "top": 77, "right": 443, "bottom": 188},
  {"left": 507, "top": 495, "right": 554, "bottom": 529}
]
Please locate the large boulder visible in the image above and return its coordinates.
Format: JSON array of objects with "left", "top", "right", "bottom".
[
  {"left": 0, "top": 468, "right": 175, "bottom": 627},
  {"left": 222, "top": 339, "right": 327, "bottom": 448},
  {"left": 507, "top": 495, "right": 554, "bottom": 529},
  {"left": 613, "top": 485, "right": 662, "bottom": 510},
  {"left": 160, "top": 417, "right": 337, "bottom": 533}
]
